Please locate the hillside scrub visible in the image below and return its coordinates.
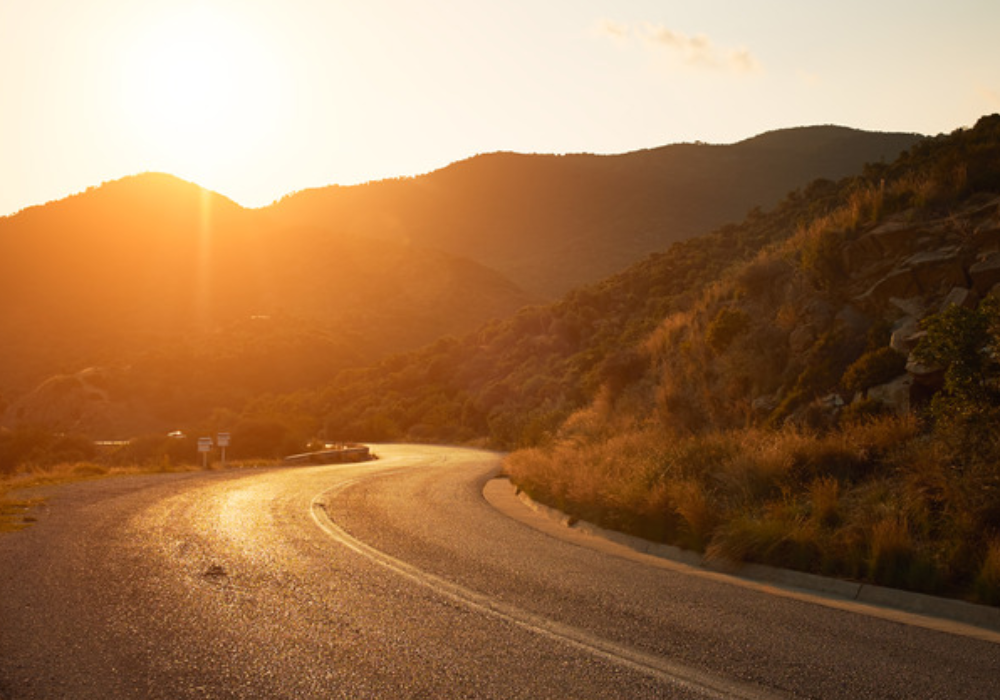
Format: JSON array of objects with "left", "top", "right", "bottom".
[{"left": 506, "top": 115, "right": 1000, "bottom": 604}]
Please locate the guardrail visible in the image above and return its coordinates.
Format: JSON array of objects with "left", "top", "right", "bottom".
[{"left": 282, "top": 444, "right": 372, "bottom": 466}]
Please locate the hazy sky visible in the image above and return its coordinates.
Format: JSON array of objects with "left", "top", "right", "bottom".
[{"left": 3, "top": 0, "right": 999, "bottom": 217}]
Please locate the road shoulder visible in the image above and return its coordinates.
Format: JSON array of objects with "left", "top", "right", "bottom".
[{"left": 483, "top": 476, "right": 1000, "bottom": 643}]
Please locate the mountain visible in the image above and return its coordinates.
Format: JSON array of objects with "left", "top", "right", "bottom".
[
  {"left": 0, "top": 173, "right": 534, "bottom": 432},
  {"left": 269, "top": 116, "right": 1000, "bottom": 453},
  {"left": 0, "top": 125, "right": 922, "bottom": 435},
  {"left": 268, "top": 126, "right": 923, "bottom": 298}
]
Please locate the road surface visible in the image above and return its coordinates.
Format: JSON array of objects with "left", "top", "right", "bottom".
[{"left": 0, "top": 444, "right": 997, "bottom": 698}]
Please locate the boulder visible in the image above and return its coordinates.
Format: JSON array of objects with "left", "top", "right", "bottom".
[
  {"left": 843, "top": 233, "right": 886, "bottom": 272},
  {"left": 889, "top": 296, "right": 927, "bottom": 318},
  {"left": 869, "top": 221, "right": 921, "bottom": 258},
  {"left": 969, "top": 252, "right": 1000, "bottom": 295},
  {"left": 752, "top": 394, "right": 778, "bottom": 416},
  {"left": 859, "top": 268, "right": 919, "bottom": 306},
  {"left": 906, "top": 352, "right": 944, "bottom": 390},
  {"left": 867, "top": 374, "right": 913, "bottom": 416},
  {"left": 890, "top": 316, "right": 921, "bottom": 354},
  {"left": 972, "top": 225, "right": 1000, "bottom": 252},
  {"left": 903, "top": 248, "right": 969, "bottom": 294},
  {"left": 938, "top": 286, "right": 978, "bottom": 312}
]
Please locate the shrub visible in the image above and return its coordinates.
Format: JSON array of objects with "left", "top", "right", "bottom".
[
  {"left": 736, "top": 255, "right": 792, "bottom": 297},
  {"left": 0, "top": 427, "right": 97, "bottom": 473},
  {"left": 841, "top": 347, "right": 907, "bottom": 396},
  {"left": 913, "top": 298, "right": 1000, "bottom": 466},
  {"left": 670, "top": 479, "right": 718, "bottom": 551},
  {"left": 809, "top": 476, "right": 842, "bottom": 528},
  {"left": 840, "top": 397, "right": 891, "bottom": 425},
  {"left": 800, "top": 227, "right": 847, "bottom": 287},
  {"left": 706, "top": 307, "right": 750, "bottom": 354},
  {"left": 708, "top": 503, "right": 822, "bottom": 572},
  {"left": 867, "top": 516, "right": 915, "bottom": 587},
  {"left": 974, "top": 539, "right": 1000, "bottom": 606}
]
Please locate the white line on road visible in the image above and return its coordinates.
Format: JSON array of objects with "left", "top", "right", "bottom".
[{"left": 310, "top": 474, "right": 790, "bottom": 700}]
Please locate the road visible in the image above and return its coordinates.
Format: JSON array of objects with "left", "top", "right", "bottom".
[{"left": 0, "top": 444, "right": 997, "bottom": 699}]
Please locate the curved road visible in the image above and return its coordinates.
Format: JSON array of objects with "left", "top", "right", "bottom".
[{"left": 0, "top": 445, "right": 997, "bottom": 699}]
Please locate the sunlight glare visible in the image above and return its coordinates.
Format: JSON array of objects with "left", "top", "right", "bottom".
[{"left": 120, "top": 4, "right": 285, "bottom": 182}]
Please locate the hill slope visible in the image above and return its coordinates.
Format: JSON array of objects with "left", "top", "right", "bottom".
[
  {"left": 268, "top": 126, "right": 922, "bottom": 297},
  {"left": 0, "top": 125, "right": 921, "bottom": 434},
  {"left": 502, "top": 114, "right": 1000, "bottom": 605},
  {"left": 0, "top": 174, "right": 534, "bottom": 431}
]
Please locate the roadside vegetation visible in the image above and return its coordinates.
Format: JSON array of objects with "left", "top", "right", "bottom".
[{"left": 0, "top": 426, "right": 281, "bottom": 532}]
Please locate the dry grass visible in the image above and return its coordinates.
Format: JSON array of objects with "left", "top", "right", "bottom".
[
  {"left": 505, "top": 413, "right": 998, "bottom": 603},
  {"left": 974, "top": 539, "right": 1000, "bottom": 605},
  {"left": 0, "top": 458, "right": 278, "bottom": 534}
]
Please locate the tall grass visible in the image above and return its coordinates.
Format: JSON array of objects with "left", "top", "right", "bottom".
[{"left": 505, "top": 414, "right": 1000, "bottom": 603}]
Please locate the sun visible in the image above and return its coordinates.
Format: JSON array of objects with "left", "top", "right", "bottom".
[{"left": 120, "top": 4, "right": 284, "bottom": 181}]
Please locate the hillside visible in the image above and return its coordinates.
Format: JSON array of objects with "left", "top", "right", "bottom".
[
  {"left": 0, "top": 174, "right": 534, "bottom": 432},
  {"left": 268, "top": 126, "right": 922, "bottom": 298},
  {"left": 244, "top": 174, "right": 852, "bottom": 446},
  {"left": 503, "top": 115, "right": 1000, "bottom": 605},
  {"left": 269, "top": 126, "right": 921, "bottom": 298},
  {"left": 0, "top": 126, "right": 919, "bottom": 436}
]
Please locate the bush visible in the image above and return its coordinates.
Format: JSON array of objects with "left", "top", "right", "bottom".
[
  {"left": 0, "top": 427, "right": 97, "bottom": 473},
  {"left": 974, "top": 539, "right": 1000, "bottom": 605},
  {"left": 842, "top": 347, "right": 906, "bottom": 396},
  {"left": 706, "top": 307, "right": 750, "bottom": 354}
]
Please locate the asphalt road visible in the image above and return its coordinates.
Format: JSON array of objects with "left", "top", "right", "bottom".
[{"left": 0, "top": 444, "right": 997, "bottom": 699}]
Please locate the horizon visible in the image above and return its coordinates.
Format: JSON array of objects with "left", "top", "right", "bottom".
[
  {"left": 4, "top": 1, "right": 999, "bottom": 218},
  {"left": 1, "top": 121, "right": 930, "bottom": 218}
]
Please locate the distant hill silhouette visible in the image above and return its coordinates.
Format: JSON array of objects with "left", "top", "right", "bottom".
[
  {"left": 0, "top": 173, "right": 534, "bottom": 429},
  {"left": 0, "top": 125, "right": 923, "bottom": 433},
  {"left": 269, "top": 126, "right": 923, "bottom": 297}
]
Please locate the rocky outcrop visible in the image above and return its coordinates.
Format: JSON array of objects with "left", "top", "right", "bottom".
[
  {"left": 832, "top": 197, "right": 1000, "bottom": 418},
  {"left": 969, "top": 251, "right": 1000, "bottom": 295},
  {"left": 852, "top": 197, "right": 1000, "bottom": 311}
]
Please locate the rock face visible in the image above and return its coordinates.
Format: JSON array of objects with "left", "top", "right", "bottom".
[
  {"left": 834, "top": 196, "right": 1000, "bottom": 417},
  {"left": 852, "top": 197, "right": 1000, "bottom": 312},
  {"left": 969, "top": 251, "right": 1000, "bottom": 294},
  {"left": 852, "top": 198, "right": 1000, "bottom": 311}
]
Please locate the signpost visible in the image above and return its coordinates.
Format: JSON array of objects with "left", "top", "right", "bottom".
[
  {"left": 198, "top": 437, "right": 213, "bottom": 469},
  {"left": 217, "top": 432, "right": 230, "bottom": 470}
]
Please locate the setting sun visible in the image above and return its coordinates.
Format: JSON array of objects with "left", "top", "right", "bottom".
[{"left": 119, "top": 4, "right": 285, "bottom": 182}]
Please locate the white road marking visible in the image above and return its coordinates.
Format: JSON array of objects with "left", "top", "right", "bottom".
[{"left": 310, "top": 471, "right": 790, "bottom": 700}]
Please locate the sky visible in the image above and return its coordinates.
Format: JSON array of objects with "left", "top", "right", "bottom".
[{"left": 3, "top": 0, "right": 1000, "bottom": 217}]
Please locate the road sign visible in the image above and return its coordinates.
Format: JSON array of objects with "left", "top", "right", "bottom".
[
  {"left": 197, "top": 437, "right": 213, "bottom": 453},
  {"left": 216, "top": 433, "right": 230, "bottom": 447}
]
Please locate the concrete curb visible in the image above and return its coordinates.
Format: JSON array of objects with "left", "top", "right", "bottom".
[{"left": 500, "top": 478, "right": 1000, "bottom": 635}]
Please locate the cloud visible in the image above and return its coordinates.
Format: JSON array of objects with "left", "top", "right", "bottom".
[
  {"left": 639, "top": 23, "right": 761, "bottom": 74},
  {"left": 595, "top": 18, "right": 630, "bottom": 42},
  {"left": 598, "top": 20, "right": 761, "bottom": 75}
]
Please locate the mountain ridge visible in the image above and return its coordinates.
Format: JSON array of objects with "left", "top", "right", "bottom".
[
  {"left": 1, "top": 124, "right": 924, "bottom": 434},
  {"left": 267, "top": 125, "right": 923, "bottom": 297}
]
